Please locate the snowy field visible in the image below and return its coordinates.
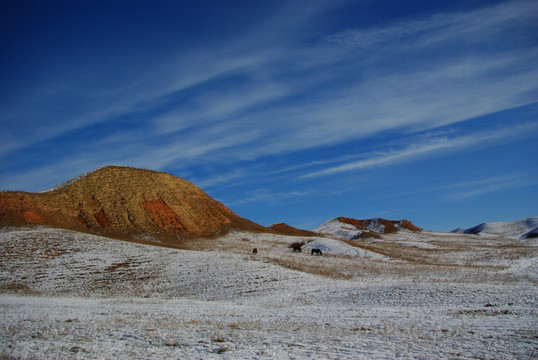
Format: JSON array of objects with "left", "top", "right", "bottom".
[{"left": 1, "top": 227, "right": 537, "bottom": 359}]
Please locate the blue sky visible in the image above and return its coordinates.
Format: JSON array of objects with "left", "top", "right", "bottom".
[{"left": 1, "top": 0, "right": 537, "bottom": 231}]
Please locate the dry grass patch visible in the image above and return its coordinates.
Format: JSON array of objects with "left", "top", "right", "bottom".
[{"left": 267, "top": 256, "right": 354, "bottom": 280}]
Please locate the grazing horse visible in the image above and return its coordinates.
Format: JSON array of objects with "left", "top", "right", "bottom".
[
  {"left": 292, "top": 245, "right": 302, "bottom": 253},
  {"left": 252, "top": 248, "right": 258, "bottom": 255},
  {"left": 311, "top": 248, "right": 322, "bottom": 256}
]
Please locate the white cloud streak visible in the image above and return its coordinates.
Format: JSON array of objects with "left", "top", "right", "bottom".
[
  {"left": 442, "top": 175, "right": 538, "bottom": 202},
  {"left": 1, "top": 0, "right": 536, "bottom": 191},
  {"left": 136, "top": 0, "right": 538, "bottom": 168},
  {"left": 301, "top": 122, "right": 538, "bottom": 178},
  {"left": 224, "top": 188, "right": 310, "bottom": 206}
]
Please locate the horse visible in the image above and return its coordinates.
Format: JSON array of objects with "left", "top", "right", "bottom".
[
  {"left": 311, "top": 248, "right": 322, "bottom": 256},
  {"left": 252, "top": 248, "right": 258, "bottom": 255},
  {"left": 292, "top": 245, "right": 302, "bottom": 253}
]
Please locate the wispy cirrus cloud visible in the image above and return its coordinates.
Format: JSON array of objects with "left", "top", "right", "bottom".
[
  {"left": 301, "top": 122, "right": 538, "bottom": 178},
  {"left": 224, "top": 188, "right": 310, "bottom": 206},
  {"left": 1, "top": 0, "right": 536, "bottom": 200},
  {"left": 3, "top": 0, "right": 536, "bottom": 161},
  {"left": 441, "top": 175, "right": 538, "bottom": 202},
  {"left": 139, "top": 0, "right": 538, "bottom": 169},
  {"left": 0, "top": 51, "right": 274, "bottom": 156},
  {"left": 324, "top": 0, "right": 537, "bottom": 52}
]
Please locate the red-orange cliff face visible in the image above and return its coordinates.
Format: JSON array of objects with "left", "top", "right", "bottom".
[{"left": 0, "top": 166, "right": 266, "bottom": 244}]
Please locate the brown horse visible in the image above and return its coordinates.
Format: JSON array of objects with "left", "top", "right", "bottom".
[
  {"left": 252, "top": 248, "right": 258, "bottom": 255},
  {"left": 311, "top": 248, "right": 322, "bottom": 256}
]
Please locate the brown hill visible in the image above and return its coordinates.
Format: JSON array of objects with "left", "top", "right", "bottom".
[
  {"left": 0, "top": 166, "right": 266, "bottom": 245},
  {"left": 268, "top": 223, "right": 317, "bottom": 237}
]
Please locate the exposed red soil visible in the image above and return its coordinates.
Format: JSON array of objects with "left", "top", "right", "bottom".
[
  {"left": 140, "top": 199, "right": 186, "bottom": 233},
  {"left": 337, "top": 217, "right": 367, "bottom": 229},
  {"left": 23, "top": 210, "right": 44, "bottom": 224},
  {"left": 93, "top": 210, "right": 110, "bottom": 228}
]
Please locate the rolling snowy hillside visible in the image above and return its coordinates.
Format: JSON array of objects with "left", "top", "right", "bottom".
[
  {"left": 1, "top": 226, "right": 536, "bottom": 359},
  {"left": 452, "top": 217, "right": 538, "bottom": 239}
]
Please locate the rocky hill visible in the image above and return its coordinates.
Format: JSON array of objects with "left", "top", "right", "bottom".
[
  {"left": 0, "top": 166, "right": 266, "bottom": 244},
  {"left": 314, "top": 217, "right": 421, "bottom": 240}
]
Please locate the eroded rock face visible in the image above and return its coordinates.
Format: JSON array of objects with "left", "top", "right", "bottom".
[
  {"left": 23, "top": 210, "right": 43, "bottom": 224},
  {"left": 0, "top": 166, "right": 265, "bottom": 242},
  {"left": 140, "top": 199, "right": 187, "bottom": 233},
  {"left": 336, "top": 217, "right": 422, "bottom": 234}
]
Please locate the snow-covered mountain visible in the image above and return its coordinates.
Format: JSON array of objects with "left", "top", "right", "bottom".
[
  {"left": 451, "top": 217, "right": 538, "bottom": 239},
  {"left": 314, "top": 217, "right": 421, "bottom": 240}
]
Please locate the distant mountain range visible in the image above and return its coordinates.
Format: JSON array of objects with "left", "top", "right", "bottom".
[{"left": 452, "top": 217, "right": 538, "bottom": 239}]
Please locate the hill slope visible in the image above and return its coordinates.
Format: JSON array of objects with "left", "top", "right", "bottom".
[
  {"left": 268, "top": 223, "right": 317, "bottom": 237},
  {"left": 1, "top": 226, "right": 536, "bottom": 359},
  {"left": 0, "top": 166, "right": 265, "bottom": 243},
  {"left": 452, "top": 217, "right": 538, "bottom": 239}
]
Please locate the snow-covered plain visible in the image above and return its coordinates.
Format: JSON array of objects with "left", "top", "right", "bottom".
[{"left": 1, "top": 227, "right": 537, "bottom": 359}]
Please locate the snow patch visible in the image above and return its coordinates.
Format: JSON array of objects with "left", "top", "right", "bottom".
[
  {"left": 395, "top": 241, "right": 440, "bottom": 249},
  {"left": 303, "top": 238, "right": 386, "bottom": 259},
  {"left": 454, "top": 217, "right": 538, "bottom": 239},
  {"left": 363, "top": 218, "right": 385, "bottom": 233},
  {"left": 503, "top": 257, "right": 538, "bottom": 281},
  {"left": 313, "top": 218, "right": 361, "bottom": 240}
]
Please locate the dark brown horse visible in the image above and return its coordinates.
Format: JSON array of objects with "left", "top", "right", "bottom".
[
  {"left": 252, "top": 248, "right": 258, "bottom": 254},
  {"left": 311, "top": 248, "right": 322, "bottom": 256}
]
